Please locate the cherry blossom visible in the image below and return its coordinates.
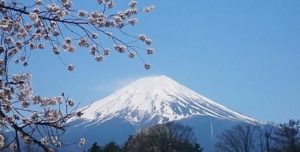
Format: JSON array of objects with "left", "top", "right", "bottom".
[{"left": 0, "top": 0, "right": 154, "bottom": 151}]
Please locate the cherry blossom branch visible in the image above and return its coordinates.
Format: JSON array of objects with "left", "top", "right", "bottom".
[{"left": 0, "top": 0, "right": 155, "bottom": 151}]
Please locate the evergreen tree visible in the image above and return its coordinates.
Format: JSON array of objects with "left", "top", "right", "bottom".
[
  {"left": 102, "top": 142, "right": 123, "bottom": 152},
  {"left": 123, "top": 135, "right": 133, "bottom": 152},
  {"left": 88, "top": 142, "right": 102, "bottom": 152}
]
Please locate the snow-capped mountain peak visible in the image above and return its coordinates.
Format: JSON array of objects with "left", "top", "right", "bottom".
[{"left": 76, "top": 75, "right": 258, "bottom": 125}]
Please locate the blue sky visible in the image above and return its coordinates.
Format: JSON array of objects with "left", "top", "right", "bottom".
[{"left": 13, "top": 0, "right": 300, "bottom": 123}]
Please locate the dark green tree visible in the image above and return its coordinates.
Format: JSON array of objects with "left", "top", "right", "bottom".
[
  {"left": 123, "top": 135, "right": 133, "bottom": 152},
  {"left": 125, "top": 122, "right": 203, "bottom": 152},
  {"left": 88, "top": 142, "right": 102, "bottom": 152},
  {"left": 102, "top": 142, "right": 123, "bottom": 152}
]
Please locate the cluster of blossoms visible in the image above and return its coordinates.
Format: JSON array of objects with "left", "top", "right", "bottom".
[
  {"left": 79, "top": 137, "right": 86, "bottom": 146},
  {"left": 143, "top": 5, "right": 155, "bottom": 13},
  {"left": 2, "top": 0, "right": 156, "bottom": 71},
  {"left": 0, "top": 0, "right": 154, "bottom": 151},
  {"left": 114, "top": 44, "right": 127, "bottom": 53},
  {"left": 44, "top": 108, "right": 62, "bottom": 124},
  {"left": 5, "top": 134, "right": 61, "bottom": 152},
  {"left": 0, "top": 72, "right": 80, "bottom": 151},
  {"left": 0, "top": 73, "right": 32, "bottom": 113},
  {"left": 22, "top": 135, "right": 32, "bottom": 144},
  {"left": 32, "top": 96, "right": 62, "bottom": 106},
  {"left": 138, "top": 34, "right": 152, "bottom": 46},
  {"left": 0, "top": 134, "right": 4, "bottom": 149},
  {"left": 10, "top": 142, "right": 17, "bottom": 151},
  {"left": 40, "top": 136, "right": 62, "bottom": 147}
]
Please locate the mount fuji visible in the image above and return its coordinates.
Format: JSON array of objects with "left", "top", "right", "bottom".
[{"left": 64, "top": 75, "right": 260, "bottom": 151}]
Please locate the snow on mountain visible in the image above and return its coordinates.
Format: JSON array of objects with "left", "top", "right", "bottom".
[{"left": 74, "top": 75, "right": 258, "bottom": 126}]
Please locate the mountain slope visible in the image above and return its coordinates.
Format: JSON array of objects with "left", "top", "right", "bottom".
[{"left": 74, "top": 75, "right": 258, "bottom": 126}]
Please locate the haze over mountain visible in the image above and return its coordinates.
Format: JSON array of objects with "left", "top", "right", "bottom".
[{"left": 65, "top": 75, "right": 260, "bottom": 151}]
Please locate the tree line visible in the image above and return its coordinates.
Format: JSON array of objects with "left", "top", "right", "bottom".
[
  {"left": 85, "top": 119, "right": 300, "bottom": 152},
  {"left": 215, "top": 119, "right": 300, "bottom": 152},
  {"left": 2, "top": 119, "right": 298, "bottom": 152},
  {"left": 86, "top": 122, "right": 203, "bottom": 152}
]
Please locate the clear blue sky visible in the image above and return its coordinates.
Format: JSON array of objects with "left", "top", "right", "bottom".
[{"left": 13, "top": 0, "right": 300, "bottom": 123}]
